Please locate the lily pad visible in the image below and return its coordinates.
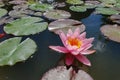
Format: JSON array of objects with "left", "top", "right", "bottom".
[
  {"left": 41, "top": 66, "right": 93, "bottom": 80},
  {"left": 100, "top": 25, "right": 120, "bottom": 43},
  {"left": 48, "top": 19, "right": 85, "bottom": 34},
  {"left": 9, "top": 0, "right": 27, "bottom": 4},
  {"left": 109, "top": 14, "right": 120, "bottom": 24},
  {"left": 43, "top": 10, "right": 71, "bottom": 20},
  {"left": 8, "top": 9, "right": 34, "bottom": 18},
  {"left": 0, "top": 37, "right": 37, "bottom": 66},
  {"left": 70, "top": 6, "right": 87, "bottom": 12},
  {"left": 29, "top": 3, "right": 54, "bottom": 12},
  {"left": 66, "top": 0, "right": 83, "bottom": 5},
  {"left": 0, "top": 8, "right": 7, "bottom": 18},
  {"left": 0, "top": 2, "right": 4, "bottom": 7},
  {"left": 4, "top": 16, "right": 48, "bottom": 36},
  {"left": 95, "top": 7, "right": 120, "bottom": 15}
]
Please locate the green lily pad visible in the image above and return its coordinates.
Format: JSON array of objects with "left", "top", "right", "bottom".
[
  {"left": 95, "top": 7, "right": 120, "bottom": 15},
  {"left": 0, "top": 8, "right": 7, "bottom": 18},
  {"left": 48, "top": 19, "right": 85, "bottom": 34},
  {"left": 4, "top": 16, "right": 48, "bottom": 36},
  {"left": 100, "top": 25, "right": 120, "bottom": 43},
  {"left": 66, "top": 0, "right": 83, "bottom": 5},
  {"left": 43, "top": 10, "right": 71, "bottom": 20},
  {"left": 70, "top": 6, "right": 87, "bottom": 12},
  {"left": 29, "top": 3, "right": 54, "bottom": 12},
  {"left": 0, "top": 37, "right": 37, "bottom": 66}
]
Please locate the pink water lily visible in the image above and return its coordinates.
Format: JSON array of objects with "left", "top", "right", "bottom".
[{"left": 49, "top": 28, "right": 95, "bottom": 66}]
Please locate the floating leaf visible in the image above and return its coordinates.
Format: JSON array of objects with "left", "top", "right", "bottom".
[
  {"left": 53, "top": 2, "right": 66, "bottom": 8},
  {"left": 9, "top": 0, "right": 27, "bottom": 4},
  {"left": 41, "top": 66, "right": 93, "bottom": 80},
  {"left": 29, "top": 3, "right": 54, "bottom": 12},
  {"left": 0, "top": 8, "right": 7, "bottom": 18},
  {"left": 109, "top": 14, "right": 120, "bottom": 24},
  {"left": 9, "top": 9, "right": 34, "bottom": 18},
  {"left": 66, "top": 0, "right": 83, "bottom": 5},
  {"left": 0, "top": 2, "right": 4, "bottom": 7},
  {"left": 0, "top": 37, "right": 37, "bottom": 66},
  {"left": 70, "top": 6, "right": 87, "bottom": 12},
  {"left": 33, "top": 12, "right": 42, "bottom": 16},
  {"left": 4, "top": 16, "right": 48, "bottom": 36},
  {"left": 101, "top": 25, "right": 120, "bottom": 43},
  {"left": 43, "top": 10, "right": 71, "bottom": 20},
  {"left": 48, "top": 19, "right": 85, "bottom": 34},
  {"left": 95, "top": 7, "right": 120, "bottom": 15}
]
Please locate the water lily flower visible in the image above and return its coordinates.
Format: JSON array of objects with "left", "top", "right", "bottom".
[{"left": 49, "top": 28, "right": 95, "bottom": 66}]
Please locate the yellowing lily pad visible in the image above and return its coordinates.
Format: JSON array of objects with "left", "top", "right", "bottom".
[
  {"left": 4, "top": 16, "right": 48, "bottom": 36},
  {"left": 48, "top": 19, "right": 85, "bottom": 34},
  {"left": 100, "top": 25, "right": 120, "bottom": 43},
  {"left": 0, "top": 37, "right": 37, "bottom": 66},
  {"left": 43, "top": 10, "right": 71, "bottom": 20}
]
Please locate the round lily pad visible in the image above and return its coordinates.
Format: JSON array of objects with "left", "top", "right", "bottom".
[
  {"left": 0, "top": 2, "right": 4, "bottom": 7},
  {"left": 43, "top": 10, "right": 71, "bottom": 20},
  {"left": 66, "top": 0, "right": 83, "bottom": 5},
  {"left": 29, "top": 3, "right": 54, "bottom": 12},
  {"left": 48, "top": 19, "right": 85, "bottom": 34},
  {"left": 41, "top": 66, "right": 93, "bottom": 80},
  {"left": 95, "top": 7, "right": 120, "bottom": 15},
  {"left": 70, "top": 6, "right": 87, "bottom": 12},
  {"left": 109, "top": 14, "right": 120, "bottom": 24},
  {"left": 0, "top": 8, "right": 7, "bottom": 18},
  {"left": 4, "top": 16, "right": 48, "bottom": 36},
  {"left": 0, "top": 37, "right": 37, "bottom": 66},
  {"left": 100, "top": 24, "right": 120, "bottom": 43},
  {"left": 9, "top": 0, "right": 27, "bottom": 4}
]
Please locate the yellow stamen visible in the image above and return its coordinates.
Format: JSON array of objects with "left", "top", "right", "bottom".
[{"left": 67, "top": 37, "right": 82, "bottom": 48}]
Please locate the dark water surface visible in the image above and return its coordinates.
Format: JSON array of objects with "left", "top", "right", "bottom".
[{"left": 0, "top": 2, "right": 120, "bottom": 80}]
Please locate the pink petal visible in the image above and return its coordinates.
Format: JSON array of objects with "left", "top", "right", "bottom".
[
  {"left": 78, "top": 32, "right": 86, "bottom": 40},
  {"left": 82, "top": 38, "right": 94, "bottom": 45},
  {"left": 80, "top": 50, "right": 96, "bottom": 55},
  {"left": 72, "top": 27, "right": 80, "bottom": 38},
  {"left": 49, "top": 46, "right": 69, "bottom": 53},
  {"left": 67, "top": 29, "right": 73, "bottom": 37},
  {"left": 82, "top": 44, "right": 93, "bottom": 51},
  {"left": 65, "top": 54, "right": 74, "bottom": 66},
  {"left": 58, "top": 30, "right": 67, "bottom": 47},
  {"left": 75, "top": 54, "right": 91, "bottom": 66}
]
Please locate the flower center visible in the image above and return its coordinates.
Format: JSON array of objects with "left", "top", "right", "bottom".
[{"left": 67, "top": 37, "right": 82, "bottom": 48}]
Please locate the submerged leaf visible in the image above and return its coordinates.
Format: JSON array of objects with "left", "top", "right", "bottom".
[
  {"left": 101, "top": 25, "right": 120, "bottom": 43},
  {"left": 29, "top": 3, "right": 54, "bottom": 12},
  {"left": 0, "top": 37, "right": 37, "bottom": 66},
  {"left": 43, "top": 10, "right": 71, "bottom": 20},
  {"left": 48, "top": 19, "right": 85, "bottom": 34},
  {"left": 0, "top": 8, "right": 7, "bottom": 18},
  {"left": 4, "top": 16, "right": 48, "bottom": 36}
]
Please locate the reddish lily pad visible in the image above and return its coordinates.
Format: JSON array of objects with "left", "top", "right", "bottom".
[
  {"left": 109, "top": 14, "right": 120, "bottom": 24},
  {"left": 48, "top": 19, "right": 85, "bottom": 34},
  {"left": 43, "top": 10, "right": 71, "bottom": 20},
  {"left": 41, "top": 66, "right": 93, "bottom": 80},
  {"left": 100, "top": 25, "right": 120, "bottom": 43},
  {"left": 9, "top": 0, "right": 27, "bottom": 4}
]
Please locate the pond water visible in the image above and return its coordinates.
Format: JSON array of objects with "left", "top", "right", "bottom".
[{"left": 0, "top": 1, "right": 120, "bottom": 80}]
